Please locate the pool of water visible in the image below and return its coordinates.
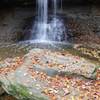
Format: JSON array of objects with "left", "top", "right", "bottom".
[
  {"left": 0, "top": 40, "right": 100, "bottom": 66},
  {"left": 0, "top": 40, "right": 72, "bottom": 59}
]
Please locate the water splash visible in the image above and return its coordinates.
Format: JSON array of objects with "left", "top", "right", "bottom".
[
  {"left": 36, "top": 0, "right": 48, "bottom": 40},
  {"left": 31, "top": 0, "right": 66, "bottom": 42}
]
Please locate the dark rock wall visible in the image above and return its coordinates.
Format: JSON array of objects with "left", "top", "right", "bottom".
[
  {"left": 0, "top": 0, "right": 35, "bottom": 7},
  {"left": 0, "top": 0, "right": 100, "bottom": 6},
  {"left": 0, "top": 0, "right": 100, "bottom": 43}
]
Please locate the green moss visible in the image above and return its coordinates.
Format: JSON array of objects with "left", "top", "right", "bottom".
[
  {"left": 91, "top": 66, "right": 100, "bottom": 79},
  {"left": 8, "top": 83, "right": 48, "bottom": 100},
  {"left": 92, "top": 66, "right": 100, "bottom": 74}
]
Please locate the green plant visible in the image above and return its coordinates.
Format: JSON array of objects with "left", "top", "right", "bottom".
[{"left": 8, "top": 83, "right": 48, "bottom": 100}]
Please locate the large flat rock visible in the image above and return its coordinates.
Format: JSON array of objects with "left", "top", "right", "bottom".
[
  {"left": 26, "top": 48, "right": 96, "bottom": 78},
  {"left": 0, "top": 48, "right": 99, "bottom": 100}
]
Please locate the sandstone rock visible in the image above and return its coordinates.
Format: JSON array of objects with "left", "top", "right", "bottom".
[{"left": 0, "top": 48, "right": 99, "bottom": 100}]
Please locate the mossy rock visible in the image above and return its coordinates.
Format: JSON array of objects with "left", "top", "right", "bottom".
[{"left": 8, "top": 83, "right": 49, "bottom": 100}]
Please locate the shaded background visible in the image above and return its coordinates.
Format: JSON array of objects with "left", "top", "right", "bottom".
[{"left": 0, "top": 0, "right": 100, "bottom": 6}]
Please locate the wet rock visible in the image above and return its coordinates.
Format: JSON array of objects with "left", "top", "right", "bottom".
[{"left": 0, "top": 7, "right": 34, "bottom": 43}]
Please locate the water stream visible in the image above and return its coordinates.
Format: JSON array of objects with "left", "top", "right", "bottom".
[
  {"left": 36, "top": 0, "right": 48, "bottom": 40},
  {"left": 31, "top": 0, "right": 66, "bottom": 42}
]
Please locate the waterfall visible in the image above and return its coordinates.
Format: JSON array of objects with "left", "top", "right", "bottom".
[
  {"left": 48, "top": 0, "right": 65, "bottom": 41},
  {"left": 31, "top": 0, "right": 66, "bottom": 42},
  {"left": 53, "top": 0, "right": 57, "bottom": 17},
  {"left": 61, "top": 0, "right": 63, "bottom": 11},
  {"left": 36, "top": 0, "right": 48, "bottom": 40}
]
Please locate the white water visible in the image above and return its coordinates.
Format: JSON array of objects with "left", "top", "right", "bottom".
[
  {"left": 31, "top": 0, "right": 66, "bottom": 42},
  {"left": 53, "top": 0, "right": 57, "bottom": 17},
  {"left": 36, "top": 0, "right": 48, "bottom": 40}
]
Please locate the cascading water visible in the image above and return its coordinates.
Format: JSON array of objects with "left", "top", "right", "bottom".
[
  {"left": 31, "top": 0, "right": 66, "bottom": 42},
  {"left": 53, "top": 0, "right": 57, "bottom": 17},
  {"left": 36, "top": 0, "right": 48, "bottom": 40},
  {"left": 48, "top": 0, "right": 65, "bottom": 41},
  {"left": 60, "top": 0, "right": 63, "bottom": 11}
]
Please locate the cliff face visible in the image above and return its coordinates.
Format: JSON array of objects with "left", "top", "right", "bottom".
[
  {"left": 0, "top": 0, "right": 35, "bottom": 6},
  {"left": 0, "top": 0, "right": 100, "bottom": 43}
]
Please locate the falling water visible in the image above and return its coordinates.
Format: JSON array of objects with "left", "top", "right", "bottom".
[
  {"left": 53, "top": 0, "right": 57, "bottom": 17},
  {"left": 61, "top": 0, "right": 63, "bottom": 11},
  {"left": 48, "top": 0, "right": 66, "bottom": 41},
  {"left": 36, "top": 0, "right": 48, "bottom": 40},
  {"left": 31, "top": 0, "right": 66, "bottom": 42}
]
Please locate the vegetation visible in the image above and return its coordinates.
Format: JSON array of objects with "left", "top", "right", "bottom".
[{"left": 8, "top": 83, "right": 48, "bottom": 100}]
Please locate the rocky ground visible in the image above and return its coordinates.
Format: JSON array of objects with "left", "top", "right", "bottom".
[{"left": 0, "top": 48, "right": 100, "bottom": 100}]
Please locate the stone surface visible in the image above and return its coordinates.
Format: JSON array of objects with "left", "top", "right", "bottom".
[
  {"left": 0, "top": 7, "right": 34, "bottom": 43},
  {"left": 0, "top": 48, "right": 99, "bottom": 100},
  {"left": 27, "top": 49, "right": 96, "bottom": 78}
]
